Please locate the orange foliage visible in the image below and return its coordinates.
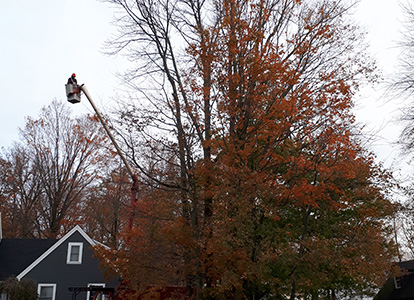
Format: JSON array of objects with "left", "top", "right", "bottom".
[{"left": 99, "top": 0, "right": 397, "bottom": 299}]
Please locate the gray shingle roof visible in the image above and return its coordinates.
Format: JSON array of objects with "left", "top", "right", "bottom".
[
  {"left": 0, "top": 238, "right": 57, "bottom": 281},
  {"left": 375, "top": 260, "right": 414, "bottom": 300}
]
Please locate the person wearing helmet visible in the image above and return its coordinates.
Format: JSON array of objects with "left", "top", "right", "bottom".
[
  {"left": 67, "top": 73, "right": 77, "bottom": 85},
  {"left": 66, "top": 73, "right": 81, "bottom": 103}
]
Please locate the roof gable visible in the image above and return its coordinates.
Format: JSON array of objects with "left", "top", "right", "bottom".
[
  {"left": 399, "top": 260, "right": 414, "bottom": 272},
  {"left": 375, "top": 260, "right": 414, "bottom": 300},
  {"left": 16, "top": 225, "right": 96, "bottom": 280},
  {"left": 0, "top": 238, "right": 57, "bottom": 281}
]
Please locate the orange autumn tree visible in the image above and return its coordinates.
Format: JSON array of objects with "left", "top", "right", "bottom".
[
  {"left": 83, "top": 166, "right": 131, "bottom": 249},
  {"left": 102, "top": 0, "right": 398, "bottom": 299}
]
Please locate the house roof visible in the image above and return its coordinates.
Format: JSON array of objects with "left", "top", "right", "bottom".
[
  {"left": 0, "top": 238, "right": 57, "bottom": 281},
  {"left": 399, "top": 260, "right": 414, "bottom": 272},
  {"left": 0, "top": 225, "right": 97, "bottom": 281},
  {"left": 16, "top": 225, "right": 96, "bottom": 280},
  {"left": 375, "top": 260, "right": 414, "bottom": 300}
]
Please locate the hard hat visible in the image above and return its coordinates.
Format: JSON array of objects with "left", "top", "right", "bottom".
[{"left": 72, "top": 73, "right": 76, "bottom": 77}]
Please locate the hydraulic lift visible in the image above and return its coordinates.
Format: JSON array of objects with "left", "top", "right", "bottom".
[
  {"left": 65, "top": 74, "right": 140, "bottom": 300},
  {"left": 65, "top": 74, "right": 139, "bottom": 231}
]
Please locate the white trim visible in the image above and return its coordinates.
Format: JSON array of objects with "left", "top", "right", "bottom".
[
  {"left": 38, "top": 283, "right": 57, "bottom": 300},
  {"left": 87, "top": 283, "right": 105, "bottom": 300},
  {"left": 394, "top": 276, "right": 402, "bottom": 289},
  {"left": 17, "top": 225, "right": 95, "bottom": 280},
  {"left": 93, "top": 239, "right": 110, "bottom": 250},
  {"left": 66, "top": 242, "right": 83, "bottom": 264}
]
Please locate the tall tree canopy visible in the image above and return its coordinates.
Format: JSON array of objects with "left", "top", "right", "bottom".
[
  {"left": 82, "top": 166, "right": 131, "bottom": 249},
  {"left": 392, "top": 2, "right": 414, "bottom": 154},
  {"left": 386, "top": 2, "right": 414, "bottom": 261},
  {"left": 0, "top": 100, "right": 110, "bottom": 238},
  {"left": 99, "top": 0, "right": 397, "bottom": 299}
]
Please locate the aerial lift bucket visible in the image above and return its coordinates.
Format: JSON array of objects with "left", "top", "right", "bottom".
[{"left": 66, "top": 83, "right": 81, "bottom": 103}]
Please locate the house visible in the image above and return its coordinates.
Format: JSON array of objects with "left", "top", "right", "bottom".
[
  {"left": 0, "top": 219, "right": 118, "bottom": 300},
  {"left": 374, "top": 260, "right": 414, "bottom": 300}
]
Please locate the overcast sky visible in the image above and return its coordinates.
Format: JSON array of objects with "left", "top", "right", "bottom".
[
  {"left": 0, "top": 0, "right": 120, "bottom": 146},
  {"left": 0, "top": 0, "right": 407, "bottom": 171},
  {"left": 353, "top": 0, "right": 409, "bottom": 176}
]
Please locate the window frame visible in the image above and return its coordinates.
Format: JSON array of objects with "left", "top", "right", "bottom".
[
  {"left": 38, "top": 283, "right": 57, "bottom": 300},
  {"left": 87, "top": 283, "right": 106, "bottom": 300},
  {"left": 394, "top": 276, "right": 402, "bottom": 289},
  {"left": 66, "top": 242, "right": 83, "bottom": 264}
]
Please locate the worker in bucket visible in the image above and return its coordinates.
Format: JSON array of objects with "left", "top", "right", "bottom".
[{"left": 67, "top": 73, "right": 77, "bottom": 85}]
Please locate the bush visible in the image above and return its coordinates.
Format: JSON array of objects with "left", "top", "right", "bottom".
[{"left": 0, "top": 277, "right": 37, "bottom": 300}]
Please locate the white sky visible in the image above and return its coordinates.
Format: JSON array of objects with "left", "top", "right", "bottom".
[
  {"left": 353, "top": 0, "right": 406, "bottom": 173},
  {"left": 0, "top": 0, "right": 121, "bottom": 147},
  {"left": 0, "top": 0, "right": 407, "bottom": 172}
]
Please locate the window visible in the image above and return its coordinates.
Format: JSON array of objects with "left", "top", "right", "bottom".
[
  {"left": 0, "top": 293, "right": 8, "bottom": 300},
  {"left": 394, "top": 276, "right": 402, "bottom": 289},
  {"left": 38, "top": 284, "right": 56, "bottom": 300},
  {"left": 87, "top": 283, "right": 107, "bottom": 300},
  {"left": 67, "top": 242, "right": 83, "bottom": 264}
]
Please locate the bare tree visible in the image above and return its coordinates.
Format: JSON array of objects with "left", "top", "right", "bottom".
[
  {"left": 390, "top": 3, "right": 414, "bottom": 157},
  {"left": 1, "top": 100, "right": 111, "bottom": 238},
  {"left": 0, "top": 145, "right": 42, "bottom": 238},
  {"left": 82, "top": 166, "right": 130, "bottom": 249},
  {"left": 391, "top": 2, "right": 414, "bottom": 98},
  {"left": 387, "top": 2, "right": 414, "bottom": 261}
]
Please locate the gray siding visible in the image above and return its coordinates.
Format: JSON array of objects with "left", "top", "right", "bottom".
[{"left": 22, "top": 231, "right": 118, "bottom": 300}]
